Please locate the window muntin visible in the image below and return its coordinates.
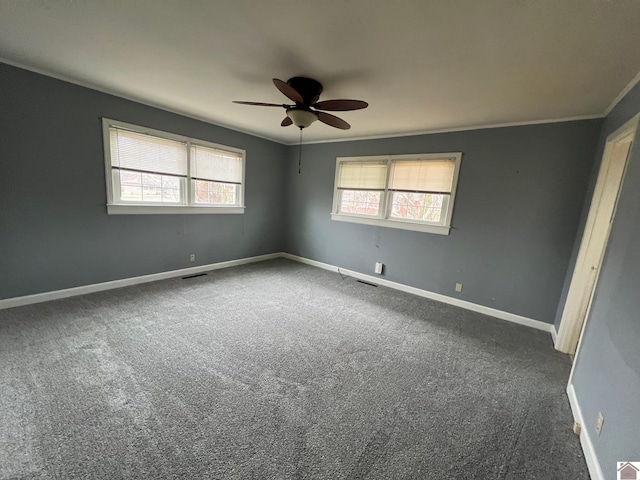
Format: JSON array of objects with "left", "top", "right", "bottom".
[
  {"left": 103, "top": 119, "right": 245, "bottom": 214},
  {"left": 332, "top": 153, "right": 462, "bottom": 234},
  {"left": 339, "top": 190, "right": 383, "bottom": 216}
]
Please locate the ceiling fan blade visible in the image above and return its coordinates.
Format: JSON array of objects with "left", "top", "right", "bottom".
[
  {"left": 317, "top": 111, "right": 351, "bottom": 130},
  {"left": 312, "top": 99, "right": 368, "bottom": 111},
  {"left": 233, "top": 101, "right": 286, "bottom": 107},
  {"left": 273, "top": 78, "right": 304, "bottom": 104},
  {"left": 281, "top": 117, "right": 293, "bottom": 127}
]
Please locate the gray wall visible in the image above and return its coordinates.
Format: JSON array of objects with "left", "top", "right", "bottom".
[
  {"left": 569, "top": 81, "right": 640, "bottom": 480},
  {"left": 0, "top": 63, "right": 288, "bottom": 300},
  {"left": 283, "top": 121, "right": 602, "bottom": 324}
]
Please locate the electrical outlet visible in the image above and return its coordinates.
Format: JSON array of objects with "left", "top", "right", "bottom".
[
  {"left": 595, "top": 412, "right": 604, "bottom": 435},
  {"left": 375, "top": 262, "right": 384, "bottom": 274},
  {"left": 455, "top": 283, "right": 463, "bottom": 293},
  {"left": 189, "top": 254, "right": 196, "bottom": 262},
  {"left": 572, "top": 421, "right": 581, "bottom": 436}
]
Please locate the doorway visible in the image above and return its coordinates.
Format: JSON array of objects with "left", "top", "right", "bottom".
[{"left": 555, "top": 114, "right": 638, "bottom": 354}]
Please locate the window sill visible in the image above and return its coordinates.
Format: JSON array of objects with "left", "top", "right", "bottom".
[
  {"left": 330, "top": 213, "right": 450, "bottom": 235},
  {"left": 107, "top": 204, "right": 245, "bottom": 215}
]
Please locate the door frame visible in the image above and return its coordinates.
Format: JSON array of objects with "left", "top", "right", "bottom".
[{"left": 555, "top": 113, "right": 638, "bottom": 354}]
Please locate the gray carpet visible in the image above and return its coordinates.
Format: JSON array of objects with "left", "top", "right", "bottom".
[{"left": 0, "top": 258, "right": 588, "bottom": 479}]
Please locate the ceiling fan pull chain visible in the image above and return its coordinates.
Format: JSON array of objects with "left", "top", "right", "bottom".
[{"left": 298, "top": 127, "right": 303, "bottom": 174}]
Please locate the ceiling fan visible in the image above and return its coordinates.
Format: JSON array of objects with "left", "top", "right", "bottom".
[{"left": 233, "top": 77, "right": 368, "bottom": 130}]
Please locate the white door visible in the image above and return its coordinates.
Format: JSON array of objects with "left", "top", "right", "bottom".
[{"left": 555, "top": 114, "right": 638, "bottom": 354}]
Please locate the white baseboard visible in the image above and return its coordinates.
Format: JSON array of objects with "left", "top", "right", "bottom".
[
  {"left": 281, "top": 253, "right": 554, "bottom": 334},
  {"left": 0, "top": 251, "right": 555, "bottom": 337},
  {"left": 567, "top": 383, "right": 604, "bottom": 480},
  {"left": 551, "top": 325, "right": 559, "bottom": 345},
  {"left": 0, "top": 253, "right": 281, "bottom": 310}
]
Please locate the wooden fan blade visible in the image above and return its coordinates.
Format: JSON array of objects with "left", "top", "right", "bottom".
[
  {"left": 233, "top": 101, "right": 286, "bottom": 107},
  {"left": 317, "top": 111, "right": 351, "bottom": 130},
  {"left": 281, "top": 117, "right": 293, "bottom": 127},
  {"left": 273, "top": 78, "right": 304, "bottom": 104},
  {"left": 312, "top": 99, "right": 368, "bottom": 111}
]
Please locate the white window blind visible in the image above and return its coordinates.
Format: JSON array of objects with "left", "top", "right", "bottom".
[
  {"left": 109, "top": 128, "right": 187, "bottom": 176},
  {"left": 331, "top": 152, "right": 462, "bottom": 234},
  {"left": 191, "top": 145, "right": 243, "bottom": 184},
  {"left": 337, "top": 161, "right": 387, "bottom": 190},
  {"left": 103, "top": 118, "right": 246, "bottom": 214},
  {"left": 389, "top": 159, "right": 455, "bottom": 193}
]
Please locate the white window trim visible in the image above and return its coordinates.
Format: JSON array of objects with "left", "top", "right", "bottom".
[
  {"left": 106, "top": 205, "right": 244, "bottom": 215},
  {"left": 331, "top": 152, "right": 462, "bottom": 235},
  {"left": 102, "top": 118, "right": 246, "bottom": 215}
]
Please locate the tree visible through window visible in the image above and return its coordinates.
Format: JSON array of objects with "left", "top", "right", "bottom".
[{"left": 390, "top": 192, "right": 444, "bottom": 222}]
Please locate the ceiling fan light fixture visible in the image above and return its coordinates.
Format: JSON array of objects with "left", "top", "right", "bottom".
[{"left": 286, "top": 108, "right": 318, "bottom": 129}]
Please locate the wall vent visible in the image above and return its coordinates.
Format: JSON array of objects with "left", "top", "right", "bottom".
[{"left": 182, "top": 273, "right": 207, "bottom": 280}]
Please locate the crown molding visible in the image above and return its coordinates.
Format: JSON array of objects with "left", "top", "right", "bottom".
[
  {"left": 291, "top": 114, "right": 604, "bottom": 146},
  {"left": 603, "top": 69, "right": 640, "bottom": 117}
]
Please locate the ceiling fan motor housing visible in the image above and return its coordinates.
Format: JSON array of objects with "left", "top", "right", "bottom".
[{"left": 287, "top": 77, "right": 323, "bottom": 105}]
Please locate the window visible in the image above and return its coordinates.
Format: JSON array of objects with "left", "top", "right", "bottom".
[
  {"left": 331, "top": 153, "right": 462, "bottom": 234},
  {"left": 102, "top": 118, "right": 245, "bottom": 214}
]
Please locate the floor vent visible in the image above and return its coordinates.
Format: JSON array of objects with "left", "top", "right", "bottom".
[
  {"left": 357, "top": 280, "right": 377, "bottom": 287},
  {"left": 182, "top": 273, "right": 207, "bottom": 280}
]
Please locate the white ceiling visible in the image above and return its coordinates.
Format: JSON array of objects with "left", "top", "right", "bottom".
[{"left": 1, "top": 1, "right": 640, "bottom": 144}]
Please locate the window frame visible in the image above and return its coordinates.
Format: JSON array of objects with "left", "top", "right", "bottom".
[
  {"left": 102, "top": 118, "right": 246, "bottom": 215},
  {"left": 331, "top": 152, "right": 462, "bottom": 235}
]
